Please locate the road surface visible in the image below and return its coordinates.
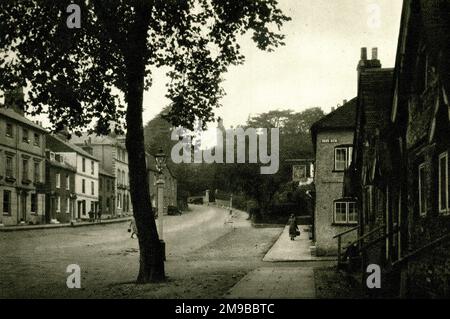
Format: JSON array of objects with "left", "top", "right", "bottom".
[{"left": 0, "top": 205, "right": 282, "bottom": 298}]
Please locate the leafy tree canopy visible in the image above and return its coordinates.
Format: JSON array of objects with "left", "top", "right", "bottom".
[{"left": 0, "top": 0, "right": 290, "bottom": 133}]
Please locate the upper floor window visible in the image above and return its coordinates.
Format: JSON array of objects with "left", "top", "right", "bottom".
[
  {"left": 91, "top": 160, "right": 95, "bottom": 175},
  {"left": 33, "top": 133, "right": 40, "bottom": 146},
  {"left": 438, "top": 152, "right": 449, "bottom": 215},
  {"left": 6, "top": 123, "right": 13, "bottom": 137},
  {"left": 22, "top": 158, "right": 29, "bottom": 180},
  {"left": 82, "top": 158, "right": 86, "bottom": 172},
  {"left": 56, "top": 173, "right": 61, "bottom": 188},
  {"left": 418, "top": 163, "right": 427, "bottom": 216},
  {"left": 66, "top": 174, "right": 70, "bottom": 190},
  {"left": 82, "top": 179, "right": 86, "bottom": 194},
  {"left": 34, "top": 162, "right": 40, "bottom": 183},
  {"left": 91, "top": 181, "right": 95, "bottom": 195},
  {"left": 22, "top": 128, "right": 29, "bottom": 143},
  {"left": 5, "top": 156, "right": 13, "bottom": 177},
  {"left": 334, "top": 146, "right": 353, "bottom": 171},
  {"left": 334, "top": 200, "right": 357, "bottom": 224}
]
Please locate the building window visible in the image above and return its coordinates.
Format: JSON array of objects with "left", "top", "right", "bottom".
[
  {"left": 66, "top": 175, "right": 70, "bottom": 190},
  {"left": 31, "top": 193, "right": 37, "bottom": 213},
  {"left": 56, "top": 173, "right": 61, "bottom": 188},
  {"left": 22, "top": 128, "right": 29, "bottom": 143},
  {"left": 56, "top": 196, "right": 61, "bottom": 213},
  {"left": 82, "top": 158, "right": 86, "bottom": 172},
  {"left": 33, "top": 133, "right": 40, "bottom": 146},
  {"left": 5, "top": 156, "right": 13, "bottom": 177},
  {"left": 3, "top": 190, "right": 11, "bottom": 215},
  {"left": 6, "top": 123, "right": 13, "bottom": 137},
  {"left": 418, "top": 163, "right": 427, "bottom": 216},
  {"left": 34, "top": 162, "right": 40, "bottom": 183},
  {"left": 91, "top": 181, "right": 95, "bottom": 195},
  {"left": 22, "top": 159, "right": 29, "bottom": 180},
  {"left": 82, "top": 179, "right": 86, "bottom": 194},
  {"left": 438, "top": 152, "right": 449, "bottom": 214},
  {"left": 118, "top": 193, "right": 122, "bottom": 209},
  {"left": 334, "top": 200, "right": 357, "bottom": 224},
  {"left": 334, "top": 146, "right": 353, "bottom": 171},
  {"left": 91, "top": 160, "right": 94, "bottom": 175},
  {"left": 66, "top": 198, "right": 70, "bottom": 214},
  {"left": 293, "top": 165, "right": 307, "bottom": 181}
]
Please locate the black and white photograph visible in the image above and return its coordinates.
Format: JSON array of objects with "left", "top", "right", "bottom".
[{"left": 0, "top": 0, "right": 449, "bottom": 305}]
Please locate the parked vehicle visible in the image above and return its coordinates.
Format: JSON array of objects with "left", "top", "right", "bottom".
[{"left": 167, "top": 205, "right": 182, "bottom": 216}]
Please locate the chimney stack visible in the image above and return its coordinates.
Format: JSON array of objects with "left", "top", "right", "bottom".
[
  {"left": 361, "top": 47, "right": 368, "bottom": 61},
  {"left": 343, "top": 99, "right": 348, "bottom": 105},
  {"left": 358, "top": 47, "right": 381, "bottom": 71},
  {"left": 4, "top": 87, "right": 25, "bottom": 116},
  {"left": 372, "top": 47, "right": 378, "bottom": 60}
]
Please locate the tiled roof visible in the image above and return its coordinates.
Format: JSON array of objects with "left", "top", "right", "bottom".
[
  {"left": 46, "top": 158, "right": 77, "bottom": 172},
  {"left": 99, "top": 167, "right": 115, "bottom": 177},
  {"left": 47, "top": 134, "right": 100, "bottom": 161},
  {"left": 69, "top": 133, "right": 120, "bottom": 145},
  {"left": 359, "top": 68, "right": 394, "bottom": 132},
  {"left": 0, "top": 107, "right": 47, "bottom": 132},
  {"left": 311, "top": 98, "right": 357, "bottom": 132}
]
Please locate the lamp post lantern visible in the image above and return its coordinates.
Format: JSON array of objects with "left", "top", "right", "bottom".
[{"left": 155, "top": 148, "right": 167, "bottom": 260}]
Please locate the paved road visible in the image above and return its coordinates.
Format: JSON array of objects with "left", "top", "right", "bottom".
[{"left": 0, "top": 205, "right": 237, "bottom": 298}]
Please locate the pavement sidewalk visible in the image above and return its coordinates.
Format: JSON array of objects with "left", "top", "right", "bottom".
[
  {"left": 226, "top": 267, "right": 316, "bottom": 299},
  {"left": 0, "top": 217, "right": 132, "bottom": 232},
  {"left": 263, "top": 225, "right": 336, "bottom": 262},
  {"left": 225, "top": 224, "right": 337, "bottom": 299}
]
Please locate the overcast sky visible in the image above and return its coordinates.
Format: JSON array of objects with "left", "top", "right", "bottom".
[{"left": 143, "top": 0, "right": 403, "bottom": 128}]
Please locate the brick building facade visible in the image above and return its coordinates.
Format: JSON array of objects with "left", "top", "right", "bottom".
[{"left": 0, "top": 90, "right": 47, "bottom": 226}]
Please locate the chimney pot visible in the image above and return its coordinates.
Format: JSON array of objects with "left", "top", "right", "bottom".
[
  {"left": 372, "top": 47, "right": 378, "bottom": 60},
  {"left": 361, "top": 47, "right": 367, "bottom": 60},
  {"left": 343, "top": 99, "right": 348, "bottom": 105}
]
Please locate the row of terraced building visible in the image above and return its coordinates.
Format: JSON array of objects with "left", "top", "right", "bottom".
[{"left": 311, "top": 0, "right": 450, "bottom": 298}]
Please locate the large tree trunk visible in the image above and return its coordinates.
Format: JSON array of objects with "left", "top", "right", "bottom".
[{"left": 124, "top": 5, "right": 165, "bottom": 283}]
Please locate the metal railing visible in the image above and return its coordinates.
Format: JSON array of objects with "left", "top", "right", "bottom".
[
  {"left": 392, "top": 233, "right": 450, "bottom": 268},
  {"left": 333, "top": 225, "right": 359, "bottom": 265}
]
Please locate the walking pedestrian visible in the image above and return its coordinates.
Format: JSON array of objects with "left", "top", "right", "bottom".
[
  {"left": 97, "top": 209, "right": 102, "bottom": 222},
  {"left": 288, "top": 214, "right": 299, "bottom": 241},
  {"left": 129, "top": 217, "right": 138, "bottom": 239}
]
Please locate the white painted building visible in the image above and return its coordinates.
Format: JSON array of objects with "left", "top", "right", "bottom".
[{"left": 46, "top": 134, "right": 99, "bottom": 220}]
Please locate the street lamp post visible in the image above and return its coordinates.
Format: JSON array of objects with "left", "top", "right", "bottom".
[{"left": 155, "top": 148, "right": 167, "bottom": 261}]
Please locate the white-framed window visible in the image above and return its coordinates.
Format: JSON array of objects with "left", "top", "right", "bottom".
[
  {"left": 117, "top": 193, "right": 122, "bottom": 209},
  {"left": 66, "top": 198, "right": 70, "bottom": 214},
  {"left": 56, "top": 173, "right": 61, "bottom": 188},
  {"left": 334, "top": 146, "right": 353, "bottom": 171},
  {"left": 418, "top": 163, "right": 427, "bottom": 216},
  {"left": 56, "top": 196, "right": 61, "bottom": 213},
  {"left": 438, "top": 152, "right": 449, "bottom": 214},
  {"left": 334, "top": 200, "right": 358, "bottom": 224}
]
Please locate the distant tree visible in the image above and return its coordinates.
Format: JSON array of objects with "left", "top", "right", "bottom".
[
  {"left": 0, "top": 0, "right": 290, "bottom": 282},
  {"left": 221, "top": 107, "right": 324, "bottom": 216}
]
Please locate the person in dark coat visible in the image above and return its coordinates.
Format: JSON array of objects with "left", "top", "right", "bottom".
[{"left": 288, "top": 214, "right": 299, "bottom": 240}]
